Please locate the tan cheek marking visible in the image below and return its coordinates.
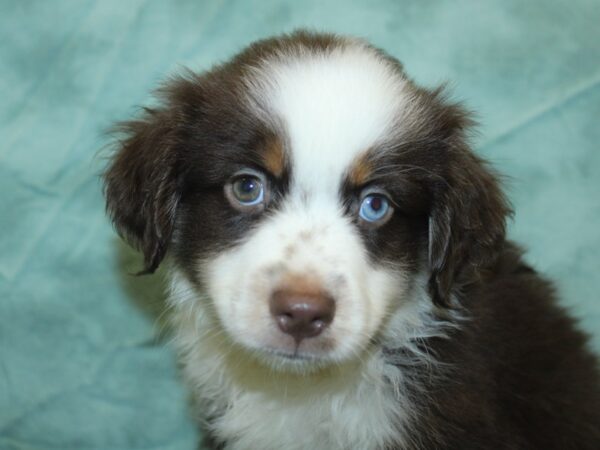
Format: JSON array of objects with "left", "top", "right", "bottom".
[
  {"left": 348, "top": 152, "right": 373, "bottom": 186},
  {"left": 261, "top": 134, "right": 285, "bottom": 177}
]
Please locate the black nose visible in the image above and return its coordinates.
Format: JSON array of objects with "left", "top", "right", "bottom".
[{"left": 269, "top": 286, "right": 335, "bottom": 342}]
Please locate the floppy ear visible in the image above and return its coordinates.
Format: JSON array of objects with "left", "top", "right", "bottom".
[
  {"left": 427, "top": 105, "right": 512, "bottom": 307},
  {"left": 103, "top": 107, "right": 181, "bottom": 274}
]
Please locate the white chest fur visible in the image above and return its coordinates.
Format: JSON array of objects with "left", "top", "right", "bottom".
[{"left": 174, "top": 318, "right": 413, "bottom": 450}]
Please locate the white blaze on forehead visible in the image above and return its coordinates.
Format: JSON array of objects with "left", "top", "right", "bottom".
[{"left": 246, "top": 41, "right": 411, "bottom": 193}]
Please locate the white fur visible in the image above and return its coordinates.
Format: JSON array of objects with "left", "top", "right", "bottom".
[
  {"left": 245, "top": 39, "right": 416, "bottom": 195},
  {"left": 199, "top": 196, "right": 404, "bottom": 366},
  {"left": 168, "top": 269, "right": 453, "bottom": 450}
]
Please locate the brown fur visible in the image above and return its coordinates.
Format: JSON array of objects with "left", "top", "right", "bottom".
[
  {"left": 347, "top": 151, "right": 374, "bottom": 187},
  {"left": 260, "top": 133, "right": 286, "bottom": 178},
  {"left": 404, "top": 245, "right": 600, "bottom": 449}
]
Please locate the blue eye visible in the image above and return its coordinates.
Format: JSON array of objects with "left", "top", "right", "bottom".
[
  {"left": 231, "top": 175, "right": 264, "bottom": 205},
  {"left": 359, "top": 194, "right": 391, "bottom": 224}
]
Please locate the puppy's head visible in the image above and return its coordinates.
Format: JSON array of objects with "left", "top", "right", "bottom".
[{"left": 104, "top": 32, "right": 510, "bottom": 371}]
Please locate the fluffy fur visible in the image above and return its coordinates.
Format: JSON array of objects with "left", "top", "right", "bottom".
[{"left": 104, "top": 31, "right": 600, "bottom": 449}]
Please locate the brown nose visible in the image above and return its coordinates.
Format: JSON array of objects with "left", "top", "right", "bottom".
[{"left": 269, "top": 286, "right": 335, "bottom": 342}]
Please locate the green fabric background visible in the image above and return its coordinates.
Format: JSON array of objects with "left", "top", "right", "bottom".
[{"left": 1, "top": 1, "right": 599, "bottom": 449}]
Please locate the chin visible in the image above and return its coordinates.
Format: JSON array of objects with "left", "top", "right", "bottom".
[{"left": 104, "top": 30, "right": 600, "bottom": 450}]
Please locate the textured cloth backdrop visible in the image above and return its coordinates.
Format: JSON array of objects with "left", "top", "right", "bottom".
[{"left": 1, "top": 1, "right": 599, "bottom": 449}]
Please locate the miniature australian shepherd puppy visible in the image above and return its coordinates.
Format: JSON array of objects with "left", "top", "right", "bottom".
[{"left": 104, "top": 31, "right": 600, "bottom": 449}]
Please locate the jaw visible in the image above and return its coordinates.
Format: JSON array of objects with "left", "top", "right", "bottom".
[
  {"left": 167, "top": 269, "right": 373, "bottom": 385},
  {"left": 170, "top": 308, "right": 364, "bottom": 396},
  {"left": 208, "top": 321, "right": 373, "bottom": 377},
  {"left": 167, "top": 264, "right": 453, "bottom": 416},
  {"left": 167, "top": 268, "right": 438, "bottom": 450},
  {"left": 252, "top": 348, "right": 344, "bottom": 375},
  {"left": 167, "top": 262, "right": 437, "bottom": 377}
]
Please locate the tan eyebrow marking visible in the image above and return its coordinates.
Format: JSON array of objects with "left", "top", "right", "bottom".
[
  {"left": 261, "top": 134, "right": 285, "bottom": 178},
  {"left": 347, "top": 151, "right": 373, "bottom": 186}
]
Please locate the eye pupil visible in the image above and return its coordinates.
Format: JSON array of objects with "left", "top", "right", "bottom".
[
  {"left": 359, "top": 193, "right": 391, "bottom": 224},
  {"left": 240, "top": 178, "right": 256, "bottom": 193},
  {"left": 231, "top": 174, "right": 264, "bottom": 205},
  {"left": 369, "top": 196, "right": 382, "bottom": 211}
]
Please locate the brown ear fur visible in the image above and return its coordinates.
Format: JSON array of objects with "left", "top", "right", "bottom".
[
  {"left": 427, "top": 103, "right": 512, "bottom": 306},
  {"left": 103, "top": 107, "right": 181, "bottom": 274}
]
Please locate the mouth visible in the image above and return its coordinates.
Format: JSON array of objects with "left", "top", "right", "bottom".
[
  {"left": 265, "top": 347, "right": 320, "bottom": 361},
  {"left": 257, "top": 347, "right": 332, "bottom": 370}
]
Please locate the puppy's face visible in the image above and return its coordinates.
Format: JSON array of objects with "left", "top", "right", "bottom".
[{"left": 105, "top": 32, "right": 509, "bottom": 371}]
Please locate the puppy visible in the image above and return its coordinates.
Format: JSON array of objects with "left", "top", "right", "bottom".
[{"left": 104, "top": 31, "right": 600, "bottom": 449}]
